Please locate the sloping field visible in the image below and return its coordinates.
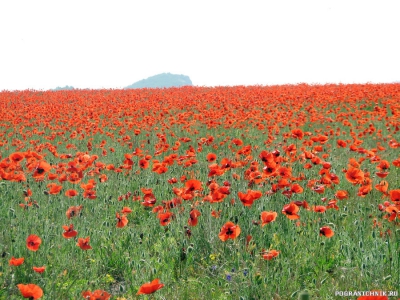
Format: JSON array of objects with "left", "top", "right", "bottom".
[{"left": 0, "top": 84, "right": 399, "bottom": 299}]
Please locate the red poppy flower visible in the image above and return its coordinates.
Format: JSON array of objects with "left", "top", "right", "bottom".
[
  {"left": 152, "top": 162, "right": 168, "bottom": 174},
  {"left": 142, "top": 198, "right": 157, "bottom": 207},
  {"left": 17, "top": 284, "right": 43, "bottom": 299},
  {"left": 262, "top": 249, "right": 280, "bottom": 260},
  {"left": 185, "top": 179, "right": 202, "bottom": 192},
  {"left": 319, "top": 226, "right": 334, "bottom": 238},
  {"left": 66, "top": 205, "right": 83, "bottom": 219},
  {"left": 82, "top": 289, "right": 111, "bottom": 300},
  {"left": 62, "top": 224, "right": 78, "bottom": 238},
  {"left": 121, "top": 206, "right": 132, "bottom": 214},
  {"left": 206, "top": 153, "right": 217, "bottom": 162},
  {"left": 9, "top": 256, "right": 24, "bottom": 266},
  {"left": 313, "top": 205, "right": 327, "bottom": 213},
  {"left": 376, "top": 171, "right": 389, "bottom": 178},
  {"left": 312, "top": 185, "right": 325, "bottom": 194},
  {"left": 238, "top": 190, "right": 262, "bottom": 207},
  {"left": 136, "top": 278, "right": 165, "bottom": 295},
  {"left": 168, "top": 177, "right": 178, "bottom": 184},
  {"left": 377, "top": 160, "right": 390, "bottom": 171},
  {"left": 65, "top": 189, "right": 78, "bottom": 198},
  {"left": 277, "top": 166, "right": 292, "bottom": 178},
  {"left": 218, "top": 221, "right": 241, "bottom": 241},
  {"left": 116, "top": 212, "right": 128, "bottom": 228},
  {"left": 374, "top": 181, "right": 389, "bottom": 194},
  {"left": 357, "top": 185, "right": 372, "bottom": 197},
  {"left": 385, "top": 205, "right": 399, "bottom": 222},
  {"left": 188, "top": 209, "right": 201, "bottom": 226},
  {"left": 33, "top": 266, "right": 46, "bottom": 273},
  {"left": 83, "top": 189, "right": 96, "bottom": 199},
  {"left": 139, "top": 159, "right": 149, "bottom": 169},
  {"left": 260, "top": 211, "right": 277, "bottom": 226},
  {"left": 99, "top": 174, "right": 108, "bottom": 182},
  {"left": 290, "top": 183, "right": 303, "bottom": 194},
  {"left": 282, "top": 202, "right": 300, "bottom": 220},
  {"left": 32, "top": 161, "right": 52, "bottom": 178},
  {"left": 291, "top": 128, "right": 304, "bottom": 140},
  {"left": 337, "top": 139, "right": 347, "bottom": 148},
  {"left": 142, "top": 187, "right": 154, "bottom": 195},
  {"left": 335, "top": 190, "right": 349, "bottom": 200},
  {"left": 9, "top": 152, "right": 25, "bottom": 164},
  {"left": 157, "top": 211, "right": 174, "bottom": 226},
  {"left": 231, "top": 138, "right": 243, "bottom": 146},
  {"left": 26, "top": 234, "right": 42, "bottom": 251},
  {"left": 322, "top": 162, "right": 331, "bottom": 169},
  {"left": 389, "top": 189, "right": 400, "bottom": 204},
  {"left": 77, "top": 236, "right": 92, "bottom": 250},
  {"left": 47, "top": 183, "right": 63, "bottom": 195},
  {"left": 345, "top": 167, "right": 364, "bottom": 184}
]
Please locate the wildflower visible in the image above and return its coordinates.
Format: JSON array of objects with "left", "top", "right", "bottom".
[
  {"left": 282, "top": 202, "right": 300, "bottom": 220},
  {"left": 136, "top": 278, "right": 164, "bottom": 295},
  {"left": 291, "top": 128, "right": 304, "bottom": 140},
  {"left": 319, "top": 226, "right": 334, "bottom": 238},
  {"left": 65, "top": 189, "right": 79, "bottom": 197},
  {"left": 9, "top": 257, "right": 24, "bottom": 266},
  {"left": 83, "top": 189, "right": 96, "bottom": 199},
  {"left": 345, "top": 167, "right": 364, "bottom": 184},
  {"left": 82, "top": 289, "right": 111, "bottom": 300},
  {"left": 157, "top": 211, "right": 174, "bottom": 226},
  {"left": 9, "top": 152, "right": 25, "bottom": 164},
  {"left": 138, "top": 159, "right": 149, "bottom": 169},
  {"left": 32, "top": 161, "right": 51, "bottom": 179},
  {"left": 260, "top": 211, "right": 277, "bottom": 226},
  {"left": 313, "top": 205, "right": 327, "bottom": 213},
  {"left": 77, "top": 237, "right": 92, "bottom": 250},
  {"left": 238, "top": 189, "right": 262, "bottom": 207},
  {"left": 335, "top": 190, "right": 348, "bottom": 200},
  {"left": 185, "top": 179, "right": 203, "bottom": 192},
  {"left": 206, "top": 153, "right": 217, "bottom": 162},
  {"left": 17, "top": 284, "right": 43, "bottom": 299},
  {"left": 116, "top": 212, "right": 128, "bottom": 228},
  {"left": 33, "top": 266, "right": 46, "bottom": 273},
  {"left": 188, "top": 209, "right": 201, "bottom": 226},
  {"left": 218, "top": 221, "right": 241, "bottom": 241},
  {"left": 121, "top": 207, "right": 132, "bottom": 214},
  {"left": 46, "top": 183, "right": 62, "bottom": 195},
  {"left": 62, "top": 224, "right": 78, "bottom": 238},
  {"left": 389, "top": 189, "right": 400, "bottom": 204},
  {"left": 66, "top": 205, "right": 83, "bottom": 219},
  {"left": 262, "top": 249, "right": 280, "bottom": 260},
  {"left": 26, "top": 234, "right": 42, "bottom": 251}
]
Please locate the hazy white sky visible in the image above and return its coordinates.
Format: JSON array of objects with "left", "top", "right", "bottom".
[{"left": 0, "top": 0, "right": 399, "bottom": 91}]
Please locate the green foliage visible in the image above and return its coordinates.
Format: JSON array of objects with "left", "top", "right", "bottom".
[{"left": 52, "top": 85, "right": 74, "bottom": 91}]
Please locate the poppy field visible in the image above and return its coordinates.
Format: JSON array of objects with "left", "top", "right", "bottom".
[{"left": 0, "top": 84, "right": 399, "bottom": 299}]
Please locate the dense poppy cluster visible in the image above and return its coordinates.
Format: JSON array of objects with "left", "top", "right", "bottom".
[{"left": 1, "top": 83, "right": 399, "bottom": 298}]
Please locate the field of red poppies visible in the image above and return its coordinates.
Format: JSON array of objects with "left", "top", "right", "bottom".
[{"left": 0, "top": 84, "right": 399, "bottom": 299}]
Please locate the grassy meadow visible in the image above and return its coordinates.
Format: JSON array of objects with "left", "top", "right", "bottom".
[{"left": 0, "top": 84, "right": 399, "bottom": 299}]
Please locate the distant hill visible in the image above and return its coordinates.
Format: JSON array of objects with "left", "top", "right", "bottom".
[
  {"left": 52, "top": 85, "right": 74, "bottom": 91},
  {"left": 125, "top": 73, "right": 192, "bottom": 89}
]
